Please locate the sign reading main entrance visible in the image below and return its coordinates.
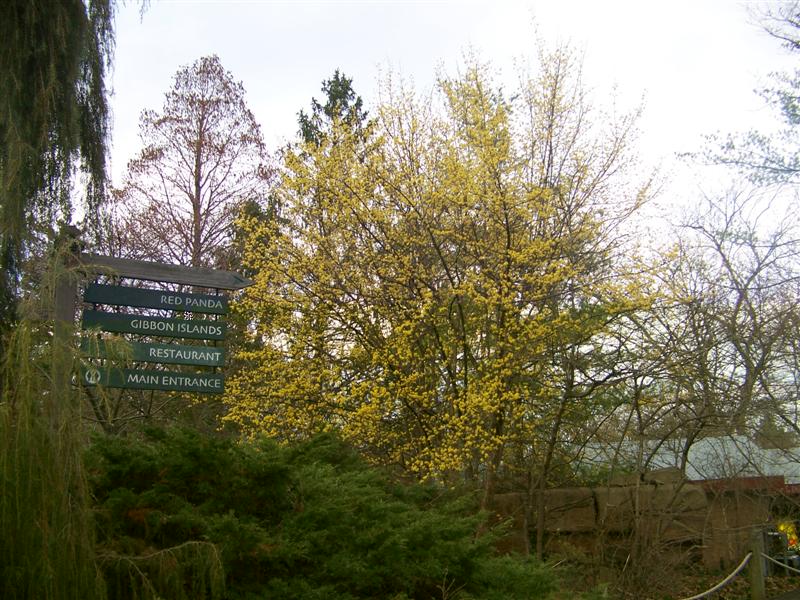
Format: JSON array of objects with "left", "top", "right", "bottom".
[{"left": 81, "top": 366, "right": 225, "bottom": 394}]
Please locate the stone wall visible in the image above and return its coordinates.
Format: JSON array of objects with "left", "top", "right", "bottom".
[
  {"left": 492, "top": 470, "right": 778, "bottom": 568},
  {"left": 703, "top": 492, "right": 771, "bottom": 569}
]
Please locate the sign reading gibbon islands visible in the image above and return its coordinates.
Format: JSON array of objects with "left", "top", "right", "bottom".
[
  {"left": 82, "top": 310, "right": 226, "bottom": 340},
  {"left": 79, "top": 254, "right": 252, "bottom": 395}
]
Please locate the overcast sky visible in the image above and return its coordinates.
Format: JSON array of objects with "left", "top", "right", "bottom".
[{"left": 108, "top": 0, "right": 797, "bottom": 205}]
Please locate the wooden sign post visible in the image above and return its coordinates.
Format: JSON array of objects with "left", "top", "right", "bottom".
[{"left": 80, "top": 254, "right": 252, "bottom": 289}]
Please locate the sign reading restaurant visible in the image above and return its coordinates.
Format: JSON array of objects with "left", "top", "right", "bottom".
[
  {"left": 81, "top": 339, "right": 226, "bottom": 367},
  {"left": 79, "top": 254, "right": 252, "bottom": 394}
]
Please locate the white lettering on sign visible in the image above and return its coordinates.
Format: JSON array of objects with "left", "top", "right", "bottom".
[
  {"left": 162, "top": 374, "right": 222, "bottom": 388},
  {"left": 158, "top": 294, "right": 224, "bottom": 310},
  {"left": 124, "top": 372, "right": 221, "bottom": 389},
  {"left": 126, "top": 372, "right": 161, "bottom": 385},
  {"left": 161, "top": 294, "right": 183, "bottom": 306},
  {"left": 130, "top": 319, "right": 175, "bottom": 333},
  {"left": 125, "top": 318, "right": 221, "bottom": 337},
  {"left": 147, "top": 347, "right": 223, "bottom": 362},
  {"left": 176, "top": 322, "right": 223, "bottom": 337},
  {"left": 185, "top": 297, "right": 224, "bottom": 310}
]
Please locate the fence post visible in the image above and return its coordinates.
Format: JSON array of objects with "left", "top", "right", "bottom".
[{"left": 750, "top": 527, "right": 766, "bottom": 600}]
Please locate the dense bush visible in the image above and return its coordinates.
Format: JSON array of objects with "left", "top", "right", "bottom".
[{"left": 87, "top": 428, "right": 556, "bottom": 599}]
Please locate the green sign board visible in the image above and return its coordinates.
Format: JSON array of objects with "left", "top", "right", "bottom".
[
  {"left": 82, "top": 309, "right": 225, "bottom": 341},
  {"left": 84, "top": 283, "right": 228, "bottom": 314},
  {"left": 81, "top": 366, "right": 224, "bottom": 394},
  {"left": 81, "top": 339, "right": 225, "bottom": 367}
]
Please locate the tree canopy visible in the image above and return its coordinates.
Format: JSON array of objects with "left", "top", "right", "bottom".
[
  {"left": 701, "top": 1, "right": 800, "bottom": 183},
  {"left": 99, "top": 55, "right": 271, "bottom": 269},
  {"left": 0, "top": 0, "right": 115, "bottom": 330},
  {"left": 298, "top": 69, "right": 369, "bottom": 147},
  {"left": 226, "top": 50, "right": 652, "bottom": 508}
]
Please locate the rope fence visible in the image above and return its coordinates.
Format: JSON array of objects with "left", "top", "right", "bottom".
[
  {"left": 762, "top": 552, "right": 800, "bottom": 576},
  {"left": 676, "top": 549, "right": 800, "bottom": 600},
  {"left": 677, "top": 552, "right": 753, "bottom": 600}
]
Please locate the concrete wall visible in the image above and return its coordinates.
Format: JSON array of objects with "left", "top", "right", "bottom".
[{"left": 492, "top": 470, "right": 777, "bottom": 568}]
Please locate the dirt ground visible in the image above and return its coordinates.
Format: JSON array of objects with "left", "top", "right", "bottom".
[{"left": 552, "top": 563, "right": 800, "bottom": 599}]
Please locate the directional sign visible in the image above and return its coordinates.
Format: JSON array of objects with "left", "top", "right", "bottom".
[
  {"left": 84, "top": 283, "right": 228, "bottom": 315},
  {"left": 81, "top": 366, "right": 224, "bottom": 394},
  {"left": 82, "top": 310, "right": 225, "bottom": 341},
  {"left": 75, "top": 253, "right": 244, "bottom": 396},
  {"left": 81, "top": 339, "right": 225, "bottom": 367}
]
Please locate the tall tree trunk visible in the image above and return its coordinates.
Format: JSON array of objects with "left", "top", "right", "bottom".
[{"left": 534, "top": 395, "right": 568, "bottom": 559}]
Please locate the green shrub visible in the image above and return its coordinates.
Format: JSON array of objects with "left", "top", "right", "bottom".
[{"left": 87, "top": 428, "right": 557, "bottom": 599}]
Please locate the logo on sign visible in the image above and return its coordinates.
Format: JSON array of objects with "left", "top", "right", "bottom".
[{"left": 84, "top": 367, "right": 101, "bottom": 385}]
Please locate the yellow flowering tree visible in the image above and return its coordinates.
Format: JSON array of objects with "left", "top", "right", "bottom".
[{"left": 226, "top": 49, "right": 651, "bottom": 507}]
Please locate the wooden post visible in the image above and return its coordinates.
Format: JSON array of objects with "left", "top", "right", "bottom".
[
  {"left": 51, "top": 226, "right": 80, "bottom": 426},
  {"left": 750, "top": 527, "right": 766, "bottom": 600}
]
